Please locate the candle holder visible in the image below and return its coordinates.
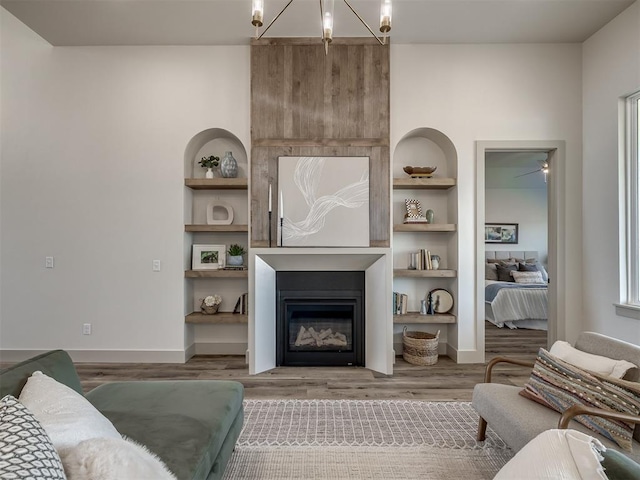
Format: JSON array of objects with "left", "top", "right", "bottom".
[
  {"left": 268, "top": 211, "right": 272, "bottom": 248},
  {"left": 280, "top": 217, "right": 284, "bottom": 247}
]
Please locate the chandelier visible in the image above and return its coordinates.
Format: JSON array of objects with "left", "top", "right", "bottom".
[{"left": 251, "top": 0, "right": 392, "bottom": 53}]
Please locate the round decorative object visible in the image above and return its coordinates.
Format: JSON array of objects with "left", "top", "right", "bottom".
[
  {"left": 220, "top": 151, "right": 238, "bottom": 178},
  {"left": 429, "top": 288, "right": 453, "bottom": 314},
  {"left": 200, "top": 300, "right": 219, "bottom": 315},
  {"left": 228, "top": 255, "right": 243, "bottom": 266},
  {"left": 205, "top": 168, "right": 214, "bottom": 179},
  {"left": 206, "top": 201, "right": 234, "bottom": 225}
]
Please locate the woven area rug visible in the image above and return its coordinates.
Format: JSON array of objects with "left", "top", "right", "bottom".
[{"left": 222, "top": 400, "right": 514, "bottom": 479}]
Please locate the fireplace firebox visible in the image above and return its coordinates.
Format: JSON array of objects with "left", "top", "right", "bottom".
[{"left": 276, "top": 271, "right": 364, "bottom": 367}]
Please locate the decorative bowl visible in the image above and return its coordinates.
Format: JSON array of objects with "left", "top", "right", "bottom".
[{"left": 403, "top": 166, "right": 437, "bottom": 177}]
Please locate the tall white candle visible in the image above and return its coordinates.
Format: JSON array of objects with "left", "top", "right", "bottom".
[
  {"left": 268, "top": 184, "right": 272, "bottom": 212},
  {"left": 279, "top": 190, "right": 283, "bottom": 219}
]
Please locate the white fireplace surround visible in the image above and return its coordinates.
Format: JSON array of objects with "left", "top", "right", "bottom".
[{"left": 249, "top": 248, "right": 393, "bottom": 375}]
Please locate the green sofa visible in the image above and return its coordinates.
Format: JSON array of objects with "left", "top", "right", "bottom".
[{"left": 0, "top": 349, "right": 244, "bottom": 480}]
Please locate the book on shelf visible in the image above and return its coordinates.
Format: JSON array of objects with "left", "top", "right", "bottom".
[
  {"left": 232, "top": 292, "right": 249, "bottom": 315},
  {"left": 392, "top": 292, "right": 408, "bottom": 315},
  {"left": 224, "top": 266, "right": 247, "bottom": 271}
]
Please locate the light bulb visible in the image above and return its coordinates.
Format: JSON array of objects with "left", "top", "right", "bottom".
[
  {"left": 380, "top": 0, "right": 392, "bottom": 34},
  {"left": 252, "top": 0, "right": 264, "bottom": 27},
  {"left": 323, "top": 11, "right": 333, "bottom": 42}
]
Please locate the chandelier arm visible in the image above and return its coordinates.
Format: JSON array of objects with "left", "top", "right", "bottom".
[
  {"left": 257, "top": 0, "right": 296, "bottom": 40},
  {"left": 342, "top": 0, "right": 384, "bottom": 45},
  {"left": 319, "top": 0, "right": 325, "bottom": 41}
]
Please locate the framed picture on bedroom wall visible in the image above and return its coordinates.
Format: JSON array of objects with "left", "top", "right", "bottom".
[{"left": 485, "top": 223, "right": 519, "bottom": 244}]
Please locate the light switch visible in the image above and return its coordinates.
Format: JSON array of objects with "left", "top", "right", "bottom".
[
  {"left": 153, "top": 260, "right": 161, "bottom": 272},
  {"left": 45, "top": 256, "right": 54, "bottom": 269}
]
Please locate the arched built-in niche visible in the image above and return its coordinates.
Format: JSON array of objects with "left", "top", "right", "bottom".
[
  {"left": 184, "top": 128, "right": 248, "bottom": 179},
  {"left": 392, "top": 128, "right": 458, "bottom": 179}
]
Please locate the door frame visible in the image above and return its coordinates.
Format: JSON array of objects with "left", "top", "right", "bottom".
[{"left": 476, "top": 140, "right": 566, "bottom": 360}]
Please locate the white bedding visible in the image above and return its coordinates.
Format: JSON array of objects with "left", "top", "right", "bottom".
[{"left": 485, "top": 280, "right": 548, "bottom": 330}]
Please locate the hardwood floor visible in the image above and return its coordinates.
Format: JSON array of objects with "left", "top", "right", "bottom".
[{"left": 73, "top": 323, "right": 546, "bottom": 400}]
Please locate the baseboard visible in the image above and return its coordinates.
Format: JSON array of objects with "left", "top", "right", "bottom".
[
  {"left": 0, "top": 349, "right": 188, "bottom": 364},
  {"left": 193, "top": 342, "right": 248, "bottom": 355},
  {"left": 446, "top": 344, "right": 484, "bottom": 364}
]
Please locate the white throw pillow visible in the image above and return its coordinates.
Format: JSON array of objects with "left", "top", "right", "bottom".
[
  {"left": 18, "top": 371, "right": 121, "bottom": 457},
  {"left": 549, "top": 341, "right": 637, "bottom": 379},
  {"left": 511, "top": 270, "right": 545, "bottom": 284},
  {"left": 62, "top": 437, "right": 176, "bottom": 480}
]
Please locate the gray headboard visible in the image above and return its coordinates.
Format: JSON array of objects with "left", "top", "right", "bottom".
[{"left": 485, "top": 251, "right": 538, "bottom": 261}]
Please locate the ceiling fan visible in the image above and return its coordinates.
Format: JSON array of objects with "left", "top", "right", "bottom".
[{"left": 514, "top": 156, "right": 550, "bottom": 182}]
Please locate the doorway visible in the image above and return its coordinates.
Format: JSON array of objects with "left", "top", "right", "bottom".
[{"left": 476, "top": 141, "right": 566, "bottom": 361}]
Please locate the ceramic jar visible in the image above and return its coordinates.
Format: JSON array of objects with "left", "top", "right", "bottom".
[{"left": 220, "top": 151, "right": 238, "bottom": 178}]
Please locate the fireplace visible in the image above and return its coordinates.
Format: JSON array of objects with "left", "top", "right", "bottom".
[{"left": 276, "top": 271, "right": 365, "bottom": 367}]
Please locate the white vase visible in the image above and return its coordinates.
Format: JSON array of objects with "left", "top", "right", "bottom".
[{"left": 205, "top": 168, "right": 214, "bottom": 179}]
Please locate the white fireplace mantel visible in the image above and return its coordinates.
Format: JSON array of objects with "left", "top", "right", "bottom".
[{"left": 248, "top": 248, "right": 393, "bottom": 375}]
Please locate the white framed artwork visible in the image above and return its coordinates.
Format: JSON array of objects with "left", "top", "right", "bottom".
[
  {"left": 192, "top": 244, "right": 226, "bottom": 270},
  {"left": 278, "top": 156, "right": 370, "bottom": 247}
]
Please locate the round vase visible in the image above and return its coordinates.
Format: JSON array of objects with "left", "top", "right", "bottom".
[
  {"left": 220, "top": 151, "right": 238, "bottom": 178},
  {"left": 228, "top": 255, "right": 243, "bottom": 266},
  {"left": 425, "top": 209, "right": 434, "bottom": 224},
  {"left": 205, "top": 168, "right": 214, "bottom": 179}
]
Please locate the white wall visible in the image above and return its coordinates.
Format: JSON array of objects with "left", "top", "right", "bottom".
[
  {"left": 485, "top": 188, "right": 548, "bottom": 264},
  {"left": 0, "top": 9, "right": 251, "bottom": 360},
  {"left": 1, "top": 11, "right": 589, "bottom": 362},
  {"left": 391, "top": 44, "right": 584, "bottom": 358},
  {"left": 582, "top": 2, "right": 640, "bottom": 343}
]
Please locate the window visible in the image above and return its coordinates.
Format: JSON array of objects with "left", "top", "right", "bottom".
[{"left": 619, "top": 91, "right": 640, "bottom": 317}]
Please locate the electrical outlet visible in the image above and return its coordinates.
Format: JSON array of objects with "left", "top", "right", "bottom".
[
  {"left": 152, "top": 260, "right": 161, "bottom": 272},
  {"left": 45, "top": 256, "right": 54, "bottom": 269},
  {"left": 82, "top": 323, "right": 92, "bottom": 335}
]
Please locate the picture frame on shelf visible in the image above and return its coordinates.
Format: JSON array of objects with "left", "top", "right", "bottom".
[
  {"left": 192, "top": 244, "right": 226, "bottom": 270},
  {"left": 485, "top": 223, "right": 518, "bottom": 244}
]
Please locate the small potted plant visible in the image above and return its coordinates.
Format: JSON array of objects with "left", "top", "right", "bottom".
[
  {"left": 227, "top": 244, "right": 246, "bottom": 266},
  {"left": 199, "top": 155, "right": 220, "bottom": 179},
  {"left": 200, "top": 294, "right": 222, "bottom": 315}
]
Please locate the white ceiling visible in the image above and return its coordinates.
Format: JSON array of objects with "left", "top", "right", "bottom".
[
  {"left": 486, "top": 151, "right": 549, "bottom": 189},
  {"left": 1, "top": 0, "right": 634, "bottom": 46}
]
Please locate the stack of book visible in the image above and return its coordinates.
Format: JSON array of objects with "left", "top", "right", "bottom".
[
  {"left": 233, "top": 293, "right": 249, "bottom": 314},
  {"left": 393, "top": 292, "right": 408, "bottom": 315},
  {"left": 411, "top": 249, "right": 435, "bottom": 270}
]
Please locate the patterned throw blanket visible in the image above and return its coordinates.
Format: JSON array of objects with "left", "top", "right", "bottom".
[{"left": 485, "top": 282, "right": 547, "bottom": 303}]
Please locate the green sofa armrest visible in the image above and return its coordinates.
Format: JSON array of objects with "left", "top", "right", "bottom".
[{"left": 0, "top": 350, "right": 84, "bottom": 398}]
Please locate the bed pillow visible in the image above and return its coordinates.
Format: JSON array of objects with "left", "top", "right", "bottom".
[
  {"left": 520, "top": 349, "right": 640, "bottom": 451},
  {"left": 485, "top": 263, "right": 499, "bottom": 281},
  {"left": 496, "top": 263, "right": 517, "bottom": 282},
  {"left": 549, "top": 341, "right": 637, "bottom": 379},
  {"left": 18, "top": 371, "right": 121, "bottom": 457},
  {"left": 0, "top": 394, "right": 67, "bottom": 479},
  {"left": 518, "top": 262, "right": 538, "bottom": 272},
  {"left": 512, "top": 271, "right": 545, "bottom": 284}
]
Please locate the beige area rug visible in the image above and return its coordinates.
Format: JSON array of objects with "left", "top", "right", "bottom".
[{"left": 223, "top": 400, "right": 514, "bottom": 480}]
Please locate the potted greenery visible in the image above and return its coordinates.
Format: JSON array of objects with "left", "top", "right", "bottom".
[
  {"left": 199, "top": 155, "right": 220, "bottom": 179},
  {"left": 227, "top": 244, "right": 246, "bottom": 266}
]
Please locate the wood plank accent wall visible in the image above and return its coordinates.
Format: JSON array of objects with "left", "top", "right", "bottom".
[{"left": 250, "top": 37, "right": 390, "bottom": 247}]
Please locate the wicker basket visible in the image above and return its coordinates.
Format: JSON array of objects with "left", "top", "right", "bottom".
[
  {"left": 200, "top": 300, "right": 220, "bottom": 315},
  {"left": 402, "top": 327, "right": 440, "bottom": 366}
]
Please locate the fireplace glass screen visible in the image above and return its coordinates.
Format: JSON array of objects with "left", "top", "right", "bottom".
[{"left": 287, "top": 304, "right": 354, "bottom": 353}]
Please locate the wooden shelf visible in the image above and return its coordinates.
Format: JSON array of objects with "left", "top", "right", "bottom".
[
  {"left": 185, "top": 178, "right": 248, "bottom": 190},
  {"left": 185, "top": 269, "right": 248, "bottom": 278},
  {"left": 393, "top": 177, "right": 456, "bottom": 190},
  {"left": 185, "top": 224, "right": 249, "bottom": 233},
  {"left": 185, "top": 312, "right": 248, "bottom": 324},
  {"left": 393, "top": 312, "right": 456, "bottom": 324},
  {"left": 394, "top": 223, "right": 456, "bottom": 232},
  {"left": 393, "top": 269, "right": 457, "bottom": 278}
]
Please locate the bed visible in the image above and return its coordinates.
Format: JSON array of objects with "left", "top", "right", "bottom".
[{"left": 484, "top": 250, "right": 548, "bottom": 330}]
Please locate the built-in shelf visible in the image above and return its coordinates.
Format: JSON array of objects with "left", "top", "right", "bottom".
[
  {"left": 393, "top": 269, "right": 457, "bottom": 278},
  {"left": 185, "top": 312, "right": 248, "bottom": 324},
  {"left": 185, "top": 270, "right": 248, "bottom": 278},
  {"left": 185, "top": 178, "right": 248, "bottom": 190},
  {"left": 185, "top": 224, "right": 249, "bottom": 233},
  {"left": 393, "top": 223, "right": 456, "bottom": 232},
  {"left": 393, "top": 312, "right": 456, "bottom": 324},
  {"left": 393, "top": 178, "right": 456, "bottom": 190}
]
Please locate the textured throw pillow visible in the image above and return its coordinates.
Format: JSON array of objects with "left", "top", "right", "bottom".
[
  {"left": 520, "top": 349, "right": 640, "bottom": 451},
  {"left": 62, "top": 437, "right": 176, "bottom": 480},
  {"left": 518, "top": 262, "right": 538, "bottom": 272},
  {"left": 511, "top": 271, "right": 545, "bottom": 284},
  {"left": 496, "top": 263, "right": 517, "bottom": 282},
  {"left": 549, "top": 341, "right": 637, "bottom": 379},
  {"left": 0, "top": 395, "right": 66, "bottom": 479},
  {"left": 18, "top": 372, "right": 121, "bottom": 457},
  {"left": 485, "top": 263, "right": 499, "bottom": 281}
]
